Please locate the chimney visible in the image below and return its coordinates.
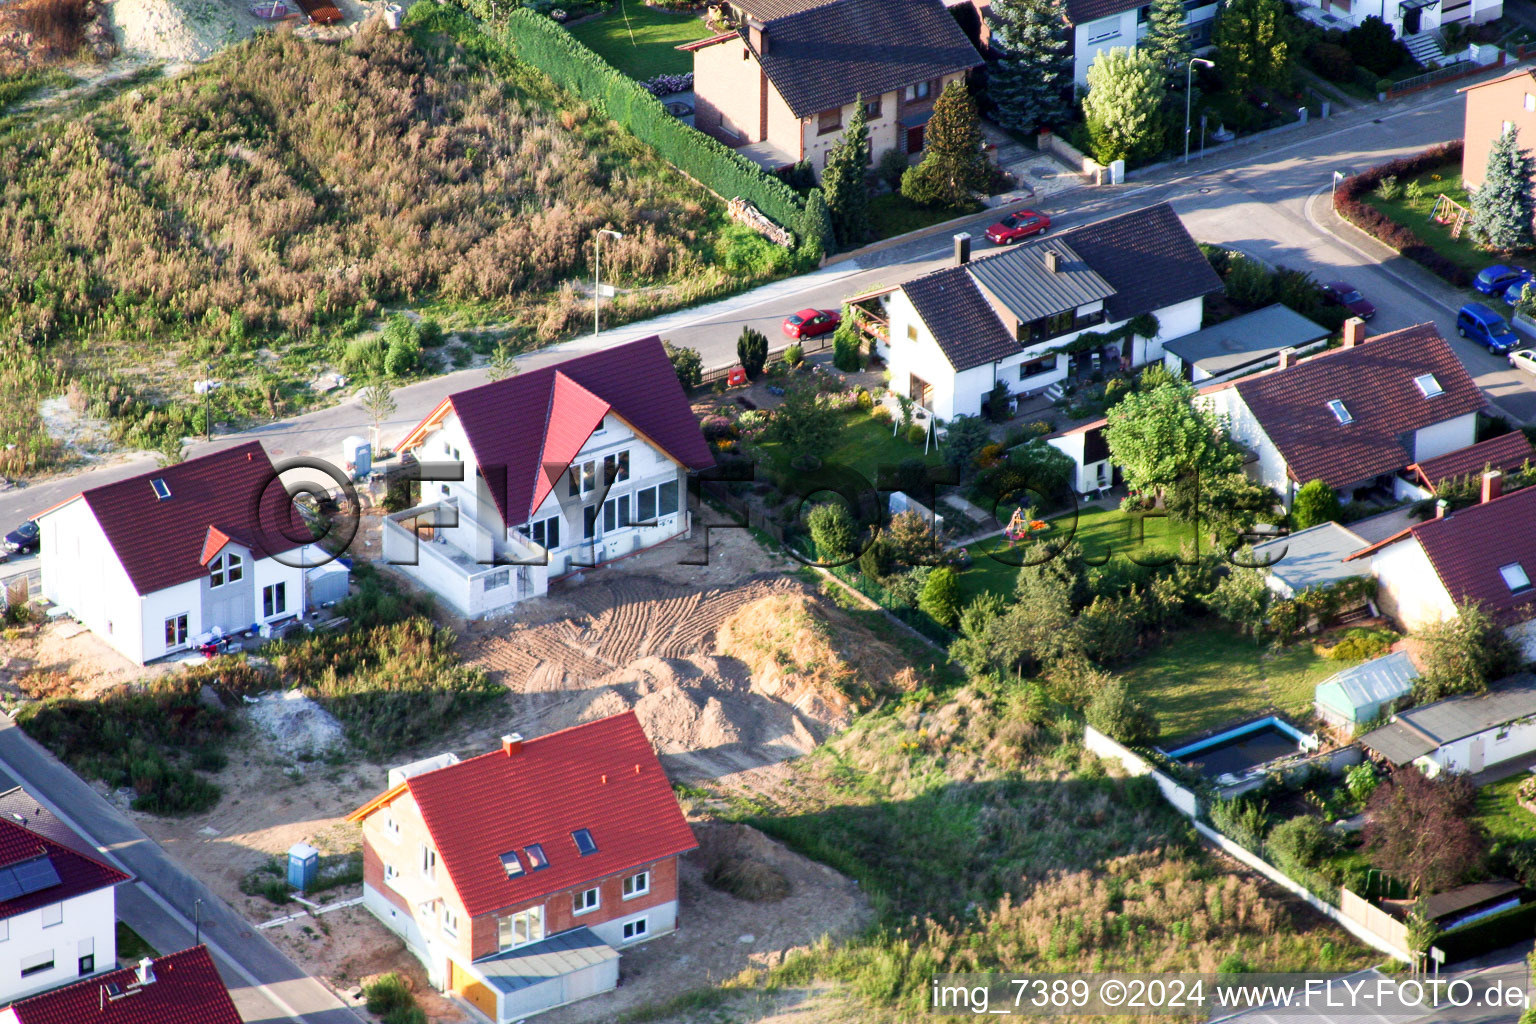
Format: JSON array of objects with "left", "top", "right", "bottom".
[
  {"left": 953, "top": 232, "right": 971, "bottom": 266},
  {"left": 136, "top": 958, "right": 155, "bottom": 986},
  {"left": 1482, "top": 468, "right": 1504, "bottom": 504},
  {"left": 1277, "top": 347, "right": 1296, "bottom": 371},
  {"left": 1043, "top": 249, "right": 1061, "bottom": 274},
  {"left": 748, "top": 19, "right": 767, "bottom": 54},
  {"left": 1342, "top": 317, "right": 1366, "bottom": 348},
  {"left": 500, "top": 733, "right": 523, "bottom": 757},
  {"left": 1435, "top": 498, "right": 1450, "bottom": 519}
]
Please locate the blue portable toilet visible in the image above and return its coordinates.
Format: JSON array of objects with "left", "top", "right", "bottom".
[
  {"left": 342, "top": 436, "right": 371, "bottom": 480},
  {"left": 287, "top": 842, "right": 319, "bottom": 891}
]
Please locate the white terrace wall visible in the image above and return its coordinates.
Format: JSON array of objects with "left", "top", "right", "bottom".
[{"left": 1082, "top": 725, "right": 1413, "bottom": 963}]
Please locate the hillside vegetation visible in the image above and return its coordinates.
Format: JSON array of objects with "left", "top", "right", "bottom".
[{"left": 0, "top": 13, "right": 793, "bottom": 473}]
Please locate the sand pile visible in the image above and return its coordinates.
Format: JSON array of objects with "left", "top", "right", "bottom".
[
  {"left": 246, "top": 688, "right": 345, "bottom": 758},
  {"left": 109, "top": 0, "right": 243, "bottom": 62}
]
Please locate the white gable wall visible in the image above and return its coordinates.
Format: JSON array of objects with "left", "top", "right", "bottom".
[
  {"left": 1413, "top": 412, "right": 1479, "bottom": 464},
  {"left": 1371, "top": 537, "right": 1457, "bottom": 631},
  {"left": 39, "top": 500, "right": 143, "bottom": 664},
  {"left": 1205, "top": 387, "right": 1295, "bottom": 505},
  {"left": 0, "top": 885, "right": 116, "bottom": 1004}
]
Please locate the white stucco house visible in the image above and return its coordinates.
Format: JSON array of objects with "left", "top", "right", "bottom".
[
  {"left": 0, "top": 816, "right": 127, "bottom": 1004},
  {"left": 1292, "top": 0, "right": 1501, "bottom": 65},
  {"left": 1203, "top": 320, "right": 1485, "bottom": 508},
  {"left": 385, "top": 336, "right": 714, "bottom": 619},
  {"left": 1066, "top": 0, "right": 1219, "bottom": 85},
  {"left": 1360, "top": 673, "right": 1536, "bottom": 776},
  {"left": 874, "top": 203, "right": 1220, "bottom": 423},
  {"left": 34, "top": 442, "right": 317, "bottom": 665}
]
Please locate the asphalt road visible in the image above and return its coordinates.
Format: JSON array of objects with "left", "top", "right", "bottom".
[{"left": 0, "top": 717, "right": 364, "bottom": 1024}]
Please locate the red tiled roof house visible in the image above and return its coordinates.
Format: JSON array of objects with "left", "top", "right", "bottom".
[
  {"left": 386, "top": 336, "right": 713, "bottom": 619},
  {"left": 0, "top": 945, "right": 241, "bottom": 1024},
  {"left": 1203, "top": 321, "right": 1485, "bottom": 508},
  {"left": 346, "top": 713, "right": 697, "bottom": 1022},
  {"left": 0, "top": 817, "right": 128, "bottom": 1003},
  {"left": 31, "top": 442, "right": 319, "bottom": 664}
]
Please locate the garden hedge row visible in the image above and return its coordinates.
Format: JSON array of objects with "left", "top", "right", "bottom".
[
  {"left": 1332, "top": 141, "right": 1469, "bottom": 287},
  {"left": 1434, "top": 898, "right": 1536, "bottom": 962},
  {"left": 453, "top": 3, "right": 820, "bottom": 250}
]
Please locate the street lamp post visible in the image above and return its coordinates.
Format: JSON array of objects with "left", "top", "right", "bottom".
[
  {"left": 594, "top": 228, "right": 624, "bottom": 337},
  {"left": 1185, "top": 58, "right": 1215, "bottom": 165}
]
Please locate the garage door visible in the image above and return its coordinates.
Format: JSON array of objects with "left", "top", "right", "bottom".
[{"left": 450, "top": 960, "right": 499, "bottom": 1020}]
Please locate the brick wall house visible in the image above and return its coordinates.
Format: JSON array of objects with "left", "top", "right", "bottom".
[
  {"left": 347, "top": 714, "right": 697, "bottom": 1022},
  {"left": 684, "top": 0, "right": 981, "bottom": 179}
]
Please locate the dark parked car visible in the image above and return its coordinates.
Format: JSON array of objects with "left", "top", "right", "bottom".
[
  {"left": 1457, "top": 302, "right": 1521, "bottom": 354},
  {"left": 0, "top": 520, "right": 38, "bottom": 561},
  {"left": 1322, "top": 281, "right": 1375, "bottom": 320},
  {"left": 1474, "top": 264, "right": 1534, "bottom": 297},
  {"left": 782, "top": 308, "right": 841, "bottom": 339},
  {"left": 984, "top": 209, "right": 1051, "bottom": 245}
]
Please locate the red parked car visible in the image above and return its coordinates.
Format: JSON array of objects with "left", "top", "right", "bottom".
[
  {"left": 782, "top": 308, "right": 841, "bottom": 339},
  {"left": 1322, "top": 281, "right": 1376, "bottom": 320},
  {"left": 985, "top": 209, "right": 1051, "bottom": 245}
]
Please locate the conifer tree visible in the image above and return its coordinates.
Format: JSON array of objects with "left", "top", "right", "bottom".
[
  {"left": 988, "top": 0, "right": 1073, "bottom": 134},
  {"left": 821, "top": 100, "right": 871, "bottom": 249},
  {"left": 1472, "top": 126, "right": 1536, "bottom": 252},
  {"left": 1141, "top": 0, "right": 1193, "bottom": 87},
  {"left": 901, "top": 81, "right": 989, "bottom": 208}
]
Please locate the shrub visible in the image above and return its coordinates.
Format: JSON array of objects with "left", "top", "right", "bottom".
[
  {"left": 1224, "top": 254, "right": 1275, "bottom": 307},
  {"left": 663, "top": 341, "right": 703, "bottom": 388},
  {"left": 737, "top": 326, "right": 769, "bottom": 377},
  {"left": 876, "top": 147, "right": 910, "bottom": 191},
  {"left": 1327, "top": 626, "right": 1396, "bottom": 662},
  {"left": 1413, "top": 602, "right": 1520, "bottom": 701},
  {"left": 1404, "top": 179, "right": 1426, "bottom": 201},
  {"left": 700, "top": 415, "right": 738, "bottom": 443},
  {"left": 832, "top": 321, "right": 861, "bottom": 372},
  {"left": 783, "top": 343, "right": 803, "bottom": 367},
  {"left": 1267, "top": 815, "right": 1336, "bottom": 876},
  {"left": 1375, "top": 175, "right": 1401, "bottom": 201},
  {"left": 363, "top": 973, "right": 427, "bottom": 1024},
  {"left": 1344, "top": 16, "right": 1408, "bottom": 76},
  {"left": 1208, "top": 797, "right": 1269, "bottom": 851},
  {"left": 1291, "top": 479, "right": 1342, "bottom": 529},
  {"left": 858, "top": 535, "right": 893, "bottom": 582},
  {"left": 807, "top": 502, "right": 857, "bottom": 563},
  {"left": 1084, "top": 677, "right": 1158, "bottom": 745},
  {"left": 1345, "top": 761, "right": 1377, "bottom": 803},
  {"left": 1307, "top": 41, "right": 1355, "bottom": 81},
  {"left": 918, "top": 566, "right": 961, "bottom": 628},
  {"left": 907, "top": 423, "right": 929, "bottom": 444},
  {"left": 1075, "top": 594, "right": 1143, "bottom": 664}
]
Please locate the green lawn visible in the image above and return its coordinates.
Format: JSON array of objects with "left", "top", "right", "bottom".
[
  {"left": 567, "top": 5, "right": 714, "bottom": 80},
  {"left": 1360, "top": 162, "right": 1501, "bottom": 281},
  {"left": 868, "top": 192, "right": 977, "bottom": 241},
  {"left": 958, "top": 503, "right": 1204, "bottom": 602},
  {"left": 756, "top": 409, "right": 944, "bottom": 488},
  {"left": 1474, "top": 772, "right": 1536, "bottom": 846},
  {"left": 1119, "top": 626, "right": 1342, "bottom": 740},
  {"left": 116, "top": 921, "right": 157, "bottom": 964}
]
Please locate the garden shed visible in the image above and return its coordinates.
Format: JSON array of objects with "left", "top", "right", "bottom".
[{"left": 1314, "top": 649, "right": 1418, "bottom": 732}]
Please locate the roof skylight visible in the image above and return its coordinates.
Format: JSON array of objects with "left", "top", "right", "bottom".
[
  {"left": 1414, "top": 373, "right": 1444, "bottom": 398},
  {"left": 1501, "top": 562, "right": 1532, "bottom": 593},
  {"left": 572, "top": 829, "right": 597, "bottom": 856},
  {"left": 150, "top": 478, "right": 171, "bottom": 500},
  {"left": 525, "top": 843, "right": 549, "bottom": 870},
  {"left": 499, "top": 851, "right": 525, "bottom": 877},
  {"left": 1327, "top": 399, "right": 1353, "bottom": 424}
]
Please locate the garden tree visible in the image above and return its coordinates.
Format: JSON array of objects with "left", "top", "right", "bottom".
[
  {"left": 359, "top": 382, "right": 396, "bottom": 453},
  {"left": 883, "top": 509, "right": 947, "bottom": 568},
  {"left": 942, "top": 415, "right": 993, "bottom": 479},
  {"left": 901, "top": 81, "right": 989, "bottom": 209},
  {"left": 1412, "top": 602, "right": 1520, "bottom": 701},
  {"left": 807, "top": 501, "right": 858, "bottom": 563},
  {"left": 859, "top": 535, "right": 894, "bottom": 582},
  {"left": 486, "top": 345, "right": 520, "bottom": 382},
  {"left": 950, "top": 544, "right": 1085, "bottom": 676},
  {"left": 1364, "top": 768, "right": 1486, "bottom": 895},
  {"left": 974, "top": 439, "right": 1076, "bottom": 508},
  {"left": 1081, "top": 47, "right": 1167, "bottom": 165},
  {"left": 1075, "top": 593, "right": 1144, "bottom": 664},
  {"left": 1213, "top": 0, "right": 1291, "bottom": 93},
  {"left": 662, "top": 340, "right": 702, "bottom": 389},
  {"left": 831, "top": 315, "right": 862, "bottom": 371},
  {"left": 1472, "top": 125, "right": 1536, "bottom": 253},
  {"left": 918, "top": 566, "right": 963, "bottom": 628},
  {"left": 1141, "top": 0, "right": 1193, "bottom": 87},
  {"left": 763, "top": 380, "right": 840, "bottom": 453},
  {"left": 1290, "top": 479, "right": 1343, "bottom": 529},
  {"left": 1084, "top": 677, "right": 1159, "bottom": 745},
  {"left": 1103, "top": 375, "right": 1237, "bottom": 502},
  {"left": 987, "top": 0, "right": 1073, "bottom": 134},
  {"left": 736, "top": 326, "right": 769, "bottom": 377},
  {"left": 797, "top": 189, "right": 834, "bottom": 261},
  {"left": 1206, "top": 561, "right": 1270, "bottom": 636},
  {"left": 821, "top": 101, "right": 871, "bottom": 249},
  {"left": 1342, "top": 16, "right": 1405, "bottom": 76},
  {"left": 1166, "top": 469, "right": 1277, "bottom": 537}
]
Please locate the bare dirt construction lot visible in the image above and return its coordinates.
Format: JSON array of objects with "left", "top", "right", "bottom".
[
  {"left": 0, "top": 618, "right": 179, "bottom": 702},
  {"left": 127, "top": 528, "right": 894, "bottom": 1021}
]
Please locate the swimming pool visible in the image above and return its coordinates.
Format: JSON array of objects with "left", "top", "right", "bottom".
[{"left": 1166, "top": 717, "right": 1318, "bottom": 781}]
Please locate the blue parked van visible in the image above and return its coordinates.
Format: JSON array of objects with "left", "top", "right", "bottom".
[{"left": 1457, "top": 302, "right": 1521, "bottom": 353}]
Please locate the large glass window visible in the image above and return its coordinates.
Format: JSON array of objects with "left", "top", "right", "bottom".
[
  {"left": 164, "top": 614, "right": 188, "bottom": 648},
  {"left": 210, "top": 551, "right": 243, "bottom": 587},
  {"left": 658, "top": 481, "right": 679, "bottom": 517},
  {"left": 498, "top": 906, "right": 545, "bottom": 950}
]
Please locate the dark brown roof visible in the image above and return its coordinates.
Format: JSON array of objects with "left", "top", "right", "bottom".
[
  {"left": 1411, "top": 431, "right": 1535, "bottom": 491},
  {"left": 902, "top": 264, "right": 1018, "bottom": 371},
  {"left": 1232, "top": 324, "right": 1486, "bottom": 487},
  {"left": 1411, "top": 484, "right": 1536, "bottom": 624},
  {"left": 753, "top": 0, "right": 981, "bottom": 118},
  {"left": 1064, "top": 0, "right": 1144, "bottom": 26},
  {"left": 1039, "top": 203, "right": 1222, "bottom": 322},
  {"left": 730, "top": 0, "right": 840, "bottom": 17}
]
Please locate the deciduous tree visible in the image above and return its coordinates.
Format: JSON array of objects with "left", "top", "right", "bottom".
[
  {"left": 663, "top": 340, "right": 702, "bottom": 388},
  {"left": 1364, "top": 768, "right": 1486, "bottom": 895},
  {"left": 1413, "top": 602, "right": 1520, "bottom": 701},
  {"left": 1102, "top": 375, "right": 1236, "bottom": 501},
  {"left": 1472, "top": 125, "right": 1536, "bottom": 253},
  {"left": 987, "top": 0, "right": 1073, "bottom": 134},
  {"left": 1081, "top": 47, "right": 1167, "bottom": 165},
  {"left": 1213, "top": 0, "right": 1292, "bottom": 93}
]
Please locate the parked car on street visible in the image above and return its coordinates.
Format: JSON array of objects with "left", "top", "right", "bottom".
[
  {"left": 1457, "top": 302, "right": 1521, "bottom": 353},
  {"left": 1322, "top": 281, "right": 1376, "bottom": 320},
  {"left": 0, "top": 520, "right": 37, "bottom": 561},
  {"left": 984, "top": 209, "right": 1051, "bottom": 245},
  {"left": 1509, "top": 349, "right": 1536, "bottom": 376},
  {"left": 1474, "top": 264, "right": 1534, "bottom": 297},
  {"left": 782, "top": 308, "right": 840, "bottom": 339}
]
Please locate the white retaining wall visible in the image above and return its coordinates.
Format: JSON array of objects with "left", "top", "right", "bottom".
[{"left": 1082, "top": 725, "right": 1413, "bottom": 963}]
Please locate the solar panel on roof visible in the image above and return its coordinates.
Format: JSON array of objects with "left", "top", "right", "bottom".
[
  {"left": 10, "top": 855, "right": 60, "bottom": 896},
  {"left": 0, "top": 871, "right": 23, "bottom": 902}
]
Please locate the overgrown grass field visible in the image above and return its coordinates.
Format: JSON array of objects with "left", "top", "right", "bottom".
[{"left": 566, "top": 3, "right": 713, "bottom": 79}]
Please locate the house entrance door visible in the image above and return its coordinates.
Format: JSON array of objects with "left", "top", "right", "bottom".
[
  {"left": 1403, "top": 7, "right": 1422, "bottom": 33},
  {"left": 1469, "top": 736, "right": 1485, "bottom": 773},
  {"left": 908, "top": 373, "right": 931, "bottom": 408},
  {"left": 906, "top": 125, "right": 925, "bottom": 153}
]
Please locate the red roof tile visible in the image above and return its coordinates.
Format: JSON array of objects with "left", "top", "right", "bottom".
[
  {"left": 395, "top": 712, "right": 697, "bottom": 919},
  {"left": 6, "top": 946, "right": 241, "bottom": 1024},
  {"left": 1232, "top": 324, "right": 1486, "bottom": 488},
  {"left": 401, "top": 337, "right": 714, "bottom": 529},
  {"left": 44, "top": 442, "right": 304, "bottom": 596},
  {"left": 1411, "top": 432, "right": 1535, "bottom": 491},
  {"left": 1410, "top": 484, "right": 1536, "bottom": 623},
  {"left": 0, "top": 818, "right": 127, "bottom": 923}
]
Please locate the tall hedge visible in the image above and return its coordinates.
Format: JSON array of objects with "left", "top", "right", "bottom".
[{"left": 463, "top": 5, "right": 816, "bottom": 248}]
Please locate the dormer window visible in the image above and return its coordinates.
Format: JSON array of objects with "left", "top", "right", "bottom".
[
  {"left": 1501, "top": 562, "right": 1532, "bottom": 593},
  {"left": 1414, "top": 373, "right": 1444, "bottom": 398},
  {"left": 525, "top": 843, "right": 549, "bottom": 870},
  {"left": 1327, "top": 399, "right": 1353, "bottom": 424},
  {"left": 572, "top": 828, "right": 597, "bottom": 856},
  {"left": 150, "top": 478, "right": 171, "bottom": 500},
  {"left": 209, "top": 551, "right": 243, "bottom": 588},
  {"left": 499, "top": 851, "right": 524, "bottom": 877}
]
